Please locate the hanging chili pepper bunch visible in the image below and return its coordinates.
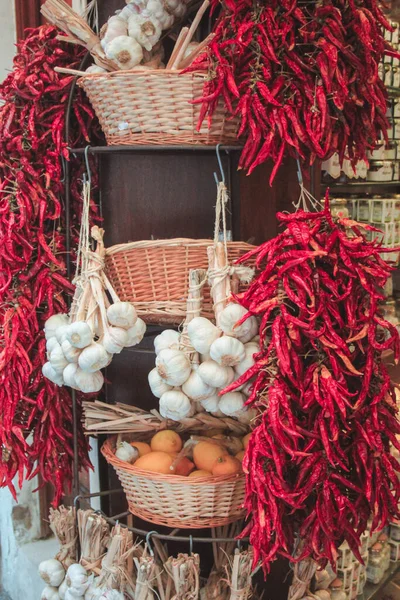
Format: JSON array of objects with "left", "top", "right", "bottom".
[
  {"left": 0, "top": 25, "right": 101, "bottom": 504},
  {"left": 223, "top": 197, "right": 400, "bottom": 571},
  {"left": 191, "top": 0, "right": 392, "bottom": 182}
]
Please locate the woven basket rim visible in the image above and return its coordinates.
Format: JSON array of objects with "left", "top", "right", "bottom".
[
  {"left": 105, "top": 238, "right": 253, "bottom": 256},
  {"left": 78, "top": 68, "right": 207, "bottom": 82},
  {"left": 102, "top": 436, "right": 245, "bottom": 485}
]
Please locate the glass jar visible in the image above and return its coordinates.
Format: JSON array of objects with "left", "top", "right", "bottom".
[
  {"left": 330, "top": 579, "right": 347, "bottom": 600},
  {"left": 358, "top": 199, "right": 371, "bottom": 222},
  {"left": 390, "top": 519, "right": 400, "bottom": 542},
  {"left": 367, "top": 161, "right": 394, "bottom": 182},
  {"left": 371, "top": 197, "right": 394, "bottom": 222},
  {"left": 390, "top": 540, "right": 400, "bottom": 562},
  {"left": 329, "top": 198, "right": 349, "bottom": 219},
  {"left": 378, "top": 533, "right": 391, "bottom": 571},
  {"left": 366, "top": 543, "right": 384, "bottom": 585},
  {"left": 393, "top": 195, "right": 400, "bottom": 221}
]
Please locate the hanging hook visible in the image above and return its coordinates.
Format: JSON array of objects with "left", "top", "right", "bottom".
[
  {"left": 84, "top": 145, "right": 92, "bottom": 185},
  {"left": 145, "top": 530, "right": 158, "bottom": 557},
  {"left": 189, "top": 535, "right": 193, "bottom": 556},
  {"left": 213, "top": 143, "right": 226, "bottom": 187},
  {"left": 236, "top": 539, "right": 242, "bottom": 551},
  {"left": 296, "top": 155, "right": 303, "bottom": 187}
]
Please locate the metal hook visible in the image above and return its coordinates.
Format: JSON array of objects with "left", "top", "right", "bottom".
[
  {"left": 189, "top": 535, "right": 193, "bottom": 556},
  {"left": 146, "top": 530, "right": 158, "bottom": 557},
  {"left": 84, "top": 145, "right": 92, "bottom": 185},
  {"left": 236, "top": 539, "right": 242, "bottom": 551},
  {"left": 213, "top": 143, "right": 226, "bottom": 186},
  {"left": 296, "top": 156, "right": 303, "bottom": 187}
]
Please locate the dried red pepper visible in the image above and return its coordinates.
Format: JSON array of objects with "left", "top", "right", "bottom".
[
  {"left": 225, "top": 196, "right": 400, "bottom": 571},
  {"left": 0, "top": 25, "right": 101, "bottom": 504},
  {"left": 191, "top": 0, "right": 394, "bottom": 181}
]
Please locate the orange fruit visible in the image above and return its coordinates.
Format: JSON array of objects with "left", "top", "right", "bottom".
[
  {"left": 212, "top": 455, "right": 242, "bottom": 477},
  {"left": 130, "top": 441, "right": 151, "bottom": 457},
  {"left": 174, "top": 457, "right": 195, "bottom": 476},
  {"left": 151, "top": 430, "right": 183, "bottom": 454},
  {"left": 193, "top": 441, "right": 228, "bottom": 472},
  {"left": 135, "top": 451, "right": 174, "bottom": 474},
  {"left": 242, "top": 433, "right": 251, "bottom": 450},
  {"left": 189, "top": 470, "right": 213, "bottom": 479},
  {"left": 236, "top": 450, "right": 245, "bottom": 461}
]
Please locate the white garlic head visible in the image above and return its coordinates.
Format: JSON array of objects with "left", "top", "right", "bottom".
[
  {"left": 219, "top": 303, "right": 258, "bottom": 343},
  {"left": 125, "top": 318, "right": 146, "bottom": 347},
  {"left": 200, "top": 394, "right": 220, "bottom": 414},
  {"left": 55, "top": 324, "right": 71, "bottom": 345},
  {"left": 218, "top": 392, "right": 246, "bottom": 417},
  {"left": 182, "top": 369, "right": 216, "bottom": 402},
  {"left": 46, "top": 337, "right": 60, "bottom": 359},
  {"left": 115, "top": 441, "right": 139, "bottom": 464},
  {"left": 106, "top": 35, "right": 143, "bottom": 70},
  {"left": 102, "top": 326, "right": 128, "bottom": 354},
  {"left": 63, "top": 363, "right": 80, "bottom": 390},
  {"left": 106, "top": 301, "right": 137, "bottom": 329},
  {"left": 100, "top": 15, "right": 128, "bottom": 50},
  {"left": 59, "top": 578, "right": 68, "bottom": 600},
  {"left": 145, "top": 1, "right": 174, "bottom": 29},
  {"left": 159, "top": 390, "right": 194, "bottom": 421},
  {"left": 41, "top": 586, "right": 60, "bottom": 600},
  {"left": 235, "top": 342, "right": 259, "bottom": 377},
  {"left": 39, "top": 559, "right": 65, "bottom": 587},
  {"left": 197, "top": 360, "right": 234, "bottom": 388},
  {"left": 78, "top": 343, "right": 110, "bottom": 373},
  {"left": 156, "top": 348, "right": 191, "bottom": 387},
  {"left": 187, "top": 317, "right": 221, "bottom": 355},
  {"left": 49, "top": 345, "right": 69, "bottom": 374},
  {"left": 66, "top": 322, "right": 93, "bottom": 349},
  {"left": 61, "top": 340, "right": 81, "bottom": 364},
  {"left": 209, "top": 336, "right": 246, "bottom": 367},
  {"left": 85, "top": 65, "right": 107, "bottom": 74},
  {"left": 66, "top": 563, "right": 89, "bottom": 594},
  {"left": 148, "top": 368, "right": 173, "bottom": 398},
  {"left": 154, "top": 329, "right": 180, "bottom": 355},
  {"left": 42, "top": 362, "right": 64, "bottom": 387},
  {"left": 75, "top": 369, "right": 104, "bottom": 394},
  {"left": 128, "top": 14, "right": 162, "bottom": 51},
  {"left": 44, "top": 314, "right": 69, "bottom": 341}
]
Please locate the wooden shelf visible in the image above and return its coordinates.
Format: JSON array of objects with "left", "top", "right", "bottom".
[
  {"left": 70, "top": 144, "right": 243, "bottom": 154},
  {"left": 322, "top": 181, "right": 400, "bottom": 194}
]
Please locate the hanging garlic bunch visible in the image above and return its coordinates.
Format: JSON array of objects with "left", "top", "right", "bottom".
[{"left": 42, "top": 225, "right": 146, "bottom": 394}]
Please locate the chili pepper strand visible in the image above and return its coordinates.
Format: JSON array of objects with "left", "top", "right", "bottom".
[
  {"left": 0, "top": 25, "right": 102, "bottom": 505},
  {"left": 224, "top": 196, "right": 400, "bottom": 572}
]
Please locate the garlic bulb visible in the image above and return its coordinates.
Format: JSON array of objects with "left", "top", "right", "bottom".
[
  {"left": 106, "top": 35, "right": 143, "bottom": 70},
  {"left": 118, "top": 3, "right": 142, "bottom": 21},
  {"left": 219, "top": 303, "right": 258, "bottom": 343},
  {"left": 219, "top": 392, "right": 246, "bottom": 417},
  {"left": 235, "top": 343, "right": 259, "bottom": 377},
  {"left": 182, "top": 369, "right": 216, "bottom": 402},
  {"left": 65, "top": 590, "right": 82, "bottom": 600},
  {"left": 100, "top": 15, "right": 128, "bottom": 50},
  {"left": 115, "top": 441, "right": 139, "bottom": 463},
  {"left": 63, "top": 363, "right": 79, "bottom": 390},
  {"left": 39, "top": 559, "right": 65, "bottom": 587},
  {"left": 75, "top": 369, "right": 104, "bottom": 394},
  {"left": 159, "top": 390, "right": 193, "bottom": 421},
  {"left": 61, "top": 340, "right": 81, "bottom": 364},
  {"left": 66, "top": 322, "right": 93, "bottom": 349},
  {"left": 78, "top": 343, "right": 110, "bottom": 373},
  {"left": 237, "top": 317, "right": 258, "bottom": 344},
  {"left": 85, "top": 582, "right": 105, "bottom": 600},
  {"left": 55, "top": 325, "right": 71, "bottom": 344},
  {"left": 146, "top": 1, "right": 175, "bottom": 29},
  {"left": 128, "top": 14, "right": 162, "bottom": 51},
  {"left": 197, "top": 360, "right": 234, "bottom": 388},
  {"left": 99, "top": 591, "right": 125, "bottom": 600},
  {"left": 156, "top": 349, "right": 191, "bottom": 387},
  {"left": 59, "top": 579, "right": 68, "bottom": 600},
  {"left": 42, "top": 362, "right": 64, "bottom": 386},
  {"left": 209, "top": 336, "right": 246, "bottom": 367},
  {"left": 44, "top": 314, "right": 69, "bottom": 341},
  {"left": 154, "top": 330, "right": 180, "bottom": 355},
  {"left": 85, "top": 65, "right": 107, "bottom": 74},
  {"left": 49, "top": 345, "right": 69, "bottom": 374},
  {"left": 66, "top": 564, "right": 89, "bottom": 595},
  {"left": 187, "top": 317, "right": 221, "bottom": 354},
  {"left": 125, "top": 318, "right": 146, "bottom": 347},
  {"left": 102, "top": 327, "right": 128, "bottom": 354},
  {"left": 148, "top": 368, "right": 173, "bottom": 398},
  {"left": 200, "top": 394, "right": 220, "bottom": 413},
  {"left": 46, "top": 337, "right": 60, "bottom": 359},
  {"left": 168, "top": 0, "right": 186, "bottom": 18},
  {"left": 41, "top": 587, "right": 60, "bottom": 600},
  {"left": 107, "top": 302, "right": 137, "bottom": 329}
]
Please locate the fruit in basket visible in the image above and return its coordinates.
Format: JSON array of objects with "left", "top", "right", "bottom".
[
  {"left": 193, "top": 441, "right": 228, "bottom": 472},
  {"left": 242, "top": 433, "right": 251, "bottom": 450},
  {"left": 236, "top": 450, "right": 245, "bottom": 461},
  {"left": 130, "top": 441, "right": 151, "bottom": 457},
  {"left": 212, "top": 456, "right": 242, "bottom": 477},
  {"left": 151, "top": 430, "right": 183, "bottom": 453},
  {"left": 135, "top": 451, "right": 174, "bottom": 474},
  {"left": 173, "top": 457, "right": 195, "bottom": 476},
  {"left": 189, "top": 470, "right": 213, "bottom": 479},
  {"left": 212, "top": 434, "right": 243, "bottom": 455},
  {"left": 116, "top": 442, "right": 139, "bottom": 464}
]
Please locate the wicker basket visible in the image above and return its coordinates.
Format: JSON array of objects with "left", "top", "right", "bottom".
[
  {"left": 105, "top": 238, "right": 255, "bottom": 325},
  {"left": 102, "top": 435, "right": 246, "bottom": 529},
  {"left": 77, "top": 69, "right": 240, "bottom": 146}
]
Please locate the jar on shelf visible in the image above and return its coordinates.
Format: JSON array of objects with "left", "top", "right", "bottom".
[
  {"left": 366, "top": 543, "right": 384, "bottom": 585},
  {"left": 394, "top": 100, "right": 400, "bottom": 119},
  {"left": 330, "top": 579, "right": 347, "bottom": 600},
  {"left": 378, "top": 533, "right": 391, "bottom": 571},
  {"left": 321, "top": 153, "right": 344, "bottom": 183},
  {"left": 393, "top": 21, "right": 400, "bottom": 45},
  {"left": 347, "top": 196, "right": 359, "bottom": 219},
  {"left": 393, "top": 195, "right": 400, "bottom": 221},
  {"left": 394, "top": 66, "right": 400, "bottom": 88},
  {"left": 371, "top": 197, "right": 394, "bottom": 223},
  {"left": 358, "top": 199, "right": 371, "bottom": 222},
  {"left": 367, "top": 161, "right": 393, "bottom": 182},
  {"left": 337, "top": 565, "right": 354, "bottom": 591},
  {"left": 384, "top": 275, "right": 394, "bottom": 299},
  {"left": 328, "top": 198, "right": 349, "bottom": 219},
  {"left": 357, "top": 573, "right": 367, "bottom": 596},
  {"left": 390, "top": 539, "right": 400, "bottom": 562},
  {"left": 390, "top": 519, "right": 400, "bottom": 542}
]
